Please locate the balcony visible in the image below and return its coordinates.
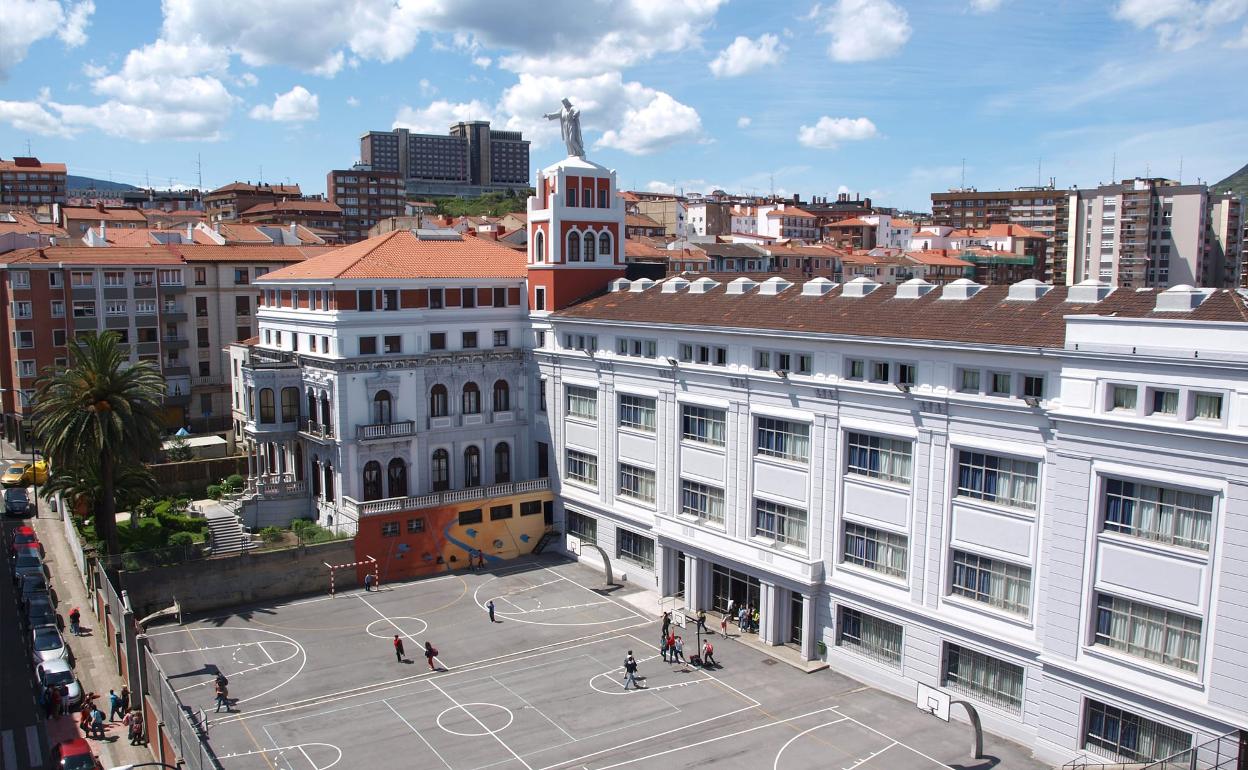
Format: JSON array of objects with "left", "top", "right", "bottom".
[
  {"left": 162, "top": 335, "right": 189, "bottom": 350},
  {"left": 300, "top": 419, "right": 335, "bottom": 442},
  {"left": 162, "top": 306, "right": 188, "bottom": 322},
  {"left": 356, "top": 420, "right": 415, "bottom": 441},
  {"left": 248, "top": 474, "right": 307, "bottom": 499},
  {"left": 162, "top": 364, "right": 191, "bottom": 376},
  {"left": 342, "top": 477, "right": 551, "bottom": 518}
]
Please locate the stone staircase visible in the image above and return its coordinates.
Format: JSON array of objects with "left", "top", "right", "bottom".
[{"left": 204, "top": 504, "right": 256, "bottom": 556}]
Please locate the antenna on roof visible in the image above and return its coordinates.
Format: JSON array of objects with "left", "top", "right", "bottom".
[
  {"left": 196, "top": 153, "right": 203, "bottom": 191},
  {"left": 1037, "top": 157, "right": 1042, "bottom": 188},
  {"left": 259, "top": 164, "right": 264, "bottom": 184},
  {"left": 960, "top": 158, "right": 966, "bottom": 189},
  {"left": 1178, "top": 156, "right": 1183, "bottom": 184},
  {"left": 1111, "top": 152, "right": 1116, "bottom": 183},
  {"left": 25, "top": 138, "right": 32, "bottom": 155}
]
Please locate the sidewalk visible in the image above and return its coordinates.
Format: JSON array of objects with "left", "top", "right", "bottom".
[{"left": 30, "top": 506, "right": 155, "bottom": 768}]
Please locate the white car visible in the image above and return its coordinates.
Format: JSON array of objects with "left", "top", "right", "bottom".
[
  {"left": 30, "top": 623, "right": 70, "bottom": 667},
  {"left": 36, "top": 658, "right": 83, "bottom": 708}
]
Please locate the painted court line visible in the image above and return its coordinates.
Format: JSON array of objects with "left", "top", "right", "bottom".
[
  {"left": 772, "top": 720, "right": 850, "bottom": 770},
  {"left": 840, "top": 714, "right": 949, "bottom": 767},
  {"left": 541, "top": 567, "right": 649, "bottom": 622},
  {"left": 428, "top": 679, "right": 534, "bottom": 770},
  {"left": 384, "top": 700, "right": 452, "bottom": 770},
  {"left": 841, "top": 741, "right": 899, "bottom": 770},
  {"left": 490, "top": 675, "right": 577, "bottom": 742},
  {"left": 356, "top": 593, "right": 442, "bottom": 668}
]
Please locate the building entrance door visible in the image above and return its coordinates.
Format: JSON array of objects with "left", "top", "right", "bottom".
[
  {"left": 789, "top": 591, "right": 803, "bottom": 645},
  {"left": 675, "top": 551, "right": 686, "bottom": 599},
  {"left": 711, "top": 563, "right": 760, "bottom": 615}
]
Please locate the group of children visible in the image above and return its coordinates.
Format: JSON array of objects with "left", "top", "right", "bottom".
[{"left": 68, "top": 688, "right": 145, "bottom": 745}]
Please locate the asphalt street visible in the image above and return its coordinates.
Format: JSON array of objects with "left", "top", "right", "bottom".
[{"left": 1, "top": 504, "right": 50, "bottom": 770}]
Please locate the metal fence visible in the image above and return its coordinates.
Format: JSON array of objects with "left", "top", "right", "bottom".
[
  {"left": 143, "top": 645, "right": 222, "bottom": 770},
  {"left": 60, "top": 503, "right": 89, "bottom": 584},
  {"left": 1064, "top": 730, "right": 1244, "bottom": 770},
  {"left": 97, "top": 541, "right": 205, "bottom": 571}
]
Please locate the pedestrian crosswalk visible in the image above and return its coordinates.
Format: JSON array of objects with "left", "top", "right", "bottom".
[{"left": 0, "top": 725, "right": 45, "bottom": 770}]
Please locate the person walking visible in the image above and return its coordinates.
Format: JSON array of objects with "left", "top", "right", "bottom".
[
  {"left": 424, "top": 641, "right": 439, "bottom": 671},
  {"left": 393, "top": 634, "right": 405, "bottom": 663},
  {"left": 90, "top": 706, "right": 106, "bottom": 738},
  {"left": 364, "top": 572, "right": 375, "bottom": 591},
  {"left": 659, "top": 632, "right": 669, "bottom": 662},
  {"left": 661, "top": 611, "right": 671, "bottom": 640},
  {"left": 476, "top": 551, "right": 486, "bottom": 570},
  {"left": 751, "top": 608, "right": 760, "bottom": 633},
  {"left": 214, "top": 681, "right": 230, "bottom": 713},
  {"left": 696, "top": 610, "right": 708, "bottom": 633},
  {"left": 726, "top": 598, "right": 735, "bottom": 621},
  {"left": 124, "top": 710, "right": 145, "bottom": 746},
  {"left": 119, "top": 686, "right": 130, "bottom": 714},
  {"left": 487, "top": 599, "right": 496, "bottom": 622},
  {"left": 622, "top": 651, "right": 639, "bottom": 690},
  {"left": 737, "top": 605, "right": 748, "bottom": 631},
  {"left": 79, "top": 701, "right": 92, "bottom": 731},
  {"left": 672, "top": 636, "right": 685, "bottom": 665},
  {"left": 720, "top": 613, "right": 729, "bottom": 638},
  {"left": 69, "top": 607, "right": 81, "bottom": 636},
  {"left": 703, "top": 640, "right": 717, "bottom": 667},
  {"left": 108, "top": 689, "right": 124, "bottom": 721}
]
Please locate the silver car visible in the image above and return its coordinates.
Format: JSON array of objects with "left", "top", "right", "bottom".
[
  {"left": 12, "top": 545, "right": 44, "bottom": 583},
  {"left": 31, "top": 623, "right": 70, "bottom": 667},
  {"left": 36, "top": 658, "right": 83, "bottom": 708}
]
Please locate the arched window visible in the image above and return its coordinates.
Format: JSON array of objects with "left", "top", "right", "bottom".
[
  {"left": 311, "top": 459, "right": 321, "bottom": 498},
  {"left": 387, "top": 458, "right": 407, "bottom": 498},
  {"left": 320, "top": 392, "right": 331, "bottom": 425},
  {"left": 258, "top": 388, "right": 275, "bottom": 424},
  {"left": 362, "top": 460, "right": 382, "bottom": 501},
  {"left": 306, "top": 392, "right": 317, "bottom": 425},
  {"left": 492, "top": 380, "right": 510, "bottom": 412},
  {"left": 583, "top": 231, "right": 596, "bottom": 262},
  {"left": 294, "top": 444, "right": 304, "bottom": 482},
  {"left": 462, "top": 382, "right": 481, "bottom": 415},
  {"left": 494, "top": 442, "right": 511, "bottom": 484},
  {"left": 372, "top": 390, "right": 392, "bottom": 424},
  {"left": 464, "top": 446, "right": 481, "bottom": 488},
  {"left": 324, "top": 462, "right": 334, "bottom": 500},
  {"left": 534, "top": 230, "right": 545, "bottom": 263},
  {"left": 431, "top": 449, "right": 450, "bottom": 492},
  {"left": 566, "top": 231, "right": 580, "bottom": 262},
  {"left": 598, "top": 231, "right": 611, "bottom": 259},
  {"left": 281, "top": 387, "right": 299, "bottom": 423},
  {"left": 430, "top": 384, "right": 448, "bottom": 418}
]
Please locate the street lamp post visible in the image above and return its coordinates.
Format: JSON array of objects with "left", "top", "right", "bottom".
[{"left": 1, "top": 388, "right": 39, "bottom": 517}]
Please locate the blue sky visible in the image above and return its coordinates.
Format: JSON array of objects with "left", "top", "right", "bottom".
[{"left": 1, "top": 0, "right": 1246, "bottom": 210}]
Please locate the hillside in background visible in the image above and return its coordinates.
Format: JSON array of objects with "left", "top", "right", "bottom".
[
  {"left": 66, "top": 174, "right": 139, "bottom": 192},
  {"left": 434, "top": 190, "right": 530, "bottom": 218},
  {"left": 1212, "top": 163, "right": 1248, "bottom": 198}
]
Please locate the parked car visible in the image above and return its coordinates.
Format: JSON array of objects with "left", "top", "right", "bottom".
[
  {"left": 18, "top": 573, "right": 55, "bottom": 607},
  {"left": 12, "top": 545, "right": 44, "bottom": 584},
  {"left": 22, "top": 460, "right": 48, "bottom": 486},
  {"left": 9, "top": 524, "right": 39, "bottom": 553},
  {"left": 4, "top": 486, "right": 29, "bottom": 515},
  {"left": 30, "top": 623, "right": 70, "bottom": 667},
  {"left": 1, "top": 462, "right": 29, "bottom": 487},
  {"left": 37, "top": 658, "right": 83, "bottom": 708},
  {"left": 24, "top": 591, "right": 59, "bottom": 629},
  {"left": 49, "top": 737, "right": 96, "bottom": 770}
]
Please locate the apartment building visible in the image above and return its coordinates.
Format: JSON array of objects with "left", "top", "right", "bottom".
[
  {"left": 237, "top": 199, "right": 344, "bottom": 239},
  {"left": 204, "top": 182, "right": 303, "bottom": 223},
  {"left": 0, "top": 157, "right": 67, "bottom": 206},
  {"left": 61, "top": 203, "right": 149, "bottom": 242},
  {"left": 630, "top": 194, "right": 687, "bottom": 237},
  {"left": 932, "top": 187, "right": 1068, "bottom": 283},
  {"left": 758, "top": 203, "right": 819, "bottom": 241},
  {"left": 1064, "top": 179, "right": 1243, "bottom": 289},
  {"left": 326, "top": 165, "right": 404, "bottom": 243},
  {"left": 685, "top": 199, "right": 731, "bottom": 237},
  {"left": 360, "top": 122, "right": 531, "bottom": 198}
]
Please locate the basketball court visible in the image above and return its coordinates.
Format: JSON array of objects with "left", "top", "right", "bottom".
[{"left": 143, "top": 557, "right": 1046, "bottom": 769}]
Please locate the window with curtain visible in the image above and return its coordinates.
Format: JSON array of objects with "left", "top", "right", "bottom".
[
  {"left": 387, "top": 458, "right": 407, "bottom": 498},
  {"left": 1150, "top": 389, "right": 1178, "bottom": 415},
  {"left": 616, "top": 528, "right": 654, "bottom": 569},
  {"left": 1083, "top": 700, "right": 1192, "bottom": 763},
  {"left": 942, "top": 644, "right": 1024, "bottom": 713},
  {"left": 1103, "top": 479, "right": 1212, "bottom": 551},
  {"left": 430, "top": 384, "right": 448, "bottom": 418},
  {"left": 950, "top": 550, "right": 1032, "bottom": 617},
  {"left": 566, "top": 510, "right": 596, "bottom": 543},
  {"left": 754, "top": 498, "right": 807, "bottom": 548},
  {"left": 1094, "top": 593, "right": 1201, "bottom": 673},
  {"left": 258, "top": 388, "right": 275, "bottom": 424},
  {"left": 494, "top": 443, "right": 510, "bottom": 484},
  {"left": 842, "top": 522, "right": 907, "bottom": 578},
  {"left": 681, "top": 404, "right": 726, "bottom": 446},
  {"left": 583, "top": 232, "right": 596, "bottom": 262},
  {"left": 362, "top": 460, "right": 382, "bottom": 501},
  {"left": 492, "top": 380, "right": 510, "bottom": 412},
  {"left": 462, "top": 382, "right": 481, "bottom": 414},
  {"left": 845, "top": 432, "right": 912, "bottom": 484},
  {"left": 565, "top": 385, "right": 597, "bottom": 421},
  {"left": 566, "top": 449, "right": 597, "bottom": 486},
  {"left": 566, "top": 231, "right": 581, "bottom": 262},
  {"left": 680, "top": 479, "right": 725, "bottom": 526},
  {"left": 958, "top": 368, "right": 981, "bottom": 393},
  {"left": 1111, "top": 385, "right": 1137, "bottom": 411},
  {"left": 618, "top": 463, "right": 656, "bottom": 504},
  {"left": 464, "top": 446, "right": 481, "bottom": 487},
  {"left": 431, "top": 449, "right": 449, "bottom": 491},
  {"left": 281, "top": 387, "right": 300, "bottom": 423},
  {"left": 836, "top": 606, "right": 903, "bottom": 668},
  {"left": 372, "top": 390, "right": 392, "bottom": 424},
  {"left": 618, "top": 394, "right": 656, "bottom": 432},
  {"left": 1192, "top": 392, "right": 1223, "bottom": 420},
  {"left": 956, "top": 451, "right": 1039, "bottom": 510},
  {"left": 756, "top": 417, "right": 810, "bottom": 463}
]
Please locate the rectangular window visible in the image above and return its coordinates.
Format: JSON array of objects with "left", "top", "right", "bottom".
[
  {"left": 383, "top": 335, "right": 402, "bottom": 354},
  {"left": 157, "top": 269, "right": 182, "bottom": 286},
  {"left": 950, "top": 550, "right": 1032, "bottom": 617},
  {"left": 871, "top": 361, "right": 890, "bottom": 383},
  {"left": 534, "top": 287, "right": 546, "bottom": 311},
  {"left": 565, "top": 385, "right": 597, "bottom": 421},
  {"left": 462, "top": 331, "right": 477, "bottom": 349},
  {"left": 1103, "top": 479, "right": 1212, "bottom": 551},
  {"left": 234, "top": 268, "right": 249, "bottom": 285},
  {"left": 942, "top": 644, "right": 1024, "bottom": 713},
  {"left": 566, "top": 510, "right": 596, "bottom": 542},
  {"left": 958, "top": 368, "right": 980, "bottom": 393},
  {"left": 490, "top": 504, "right": 514, "bottom": 521},
  {"left": 1094, "top": 594, "right": 1202, "bottom": 673},
  {"left": 842, "top": 522, "right": 908, "bottom": 578},
  {"left": 13, "top": 331, "right": 34, "bottom": 348},
  {"left": 1083, "top": 701, "right": 1192, "bottom": 764},
  {"left": 106, "top": 300, "right": 127, "bottom": 316},
  {"left": 1111, "top": 385, "right": 1137, "bottom": 411},
  {"left": 846, "top": 359, "right": 865, "bottom": 380},
  {"left": 133, "top": 271, "right": 153, "bottom": 287},
  {"left": 956, "top": 451, "right": 1040, "bottom": 510},
  {"left": 618, "top": 463, "right": 656, "bottom": 504},
  {"left": 616, "top": 528, "right": 654, "bottom": 569},
  {"left": 53, "top": 329, "right": 66, "bottom": 347},
  {"left": 359, "top": 336, "right": 377, "bottom": 355},
  {"left": 10, "top": 270, "right": 29, "bottom": 288},
  {"left": 1192, "top": 392, "right": 1223, "bottom": 420},
  {"left": 837, "top": 606, "right": 903, "bottom": 668},
  {"left": 136, "top": 300, "right": 155, "bottom": 314},
  {"left": 72, "top": 301, "right": 95, "bottom": 318},
  {"left": 681, "top": 404, "right": 726, "bottom": 446},
  {"left": 680, "top": 479, "right": 725, "bottom": 525},
  {"left": 617, "top": 394, "right": 656, "bottom": 432},
  {"left": 617, "top": 337, "right": 658, "bottom": 358},
  {"left": 194, "top": 267, "right": 206, "bottom": 285},
  {"left": 990, "top": 372, "right": 1012, "bottom": 396},
  {"left": 71, "top": 271, "right": 93, "bottom": 287},
  {"left": 756, "top": 417, "right": 810, "bottom": 463},
  {"left": 896, "top": 363, "right": 916, "bottom": 387},
  {"left": 461, "top": 288, "right": 476, "bottom": 308},
  {"left": 520, "top": 500, "right": 542, "bottom": 516},
  {"left": 429, "top": 332, "right": 446, "bottom": 350},
  {"left": 50, "top": 300, "right": 64, "bottom": 318},
  {"left": 845, "top": 432, "right": 912, "bottom": 484},
  {"left": 493, "top": 288, "right": 506, "bottom": 308},
  {"left": 563, "top": 333, "right": 597, "bottom": 353},
  {"left": 407, "top": 518, "right": 425, "bottom": 533},
  {"left": 428, "top": 288, "right": 444, "bottom": 309},
  {"left": 381, "top": 522, "right": 399, "bottom": 537},
  {"left": 12, "top": 301, "right": 31, "bottom": 319},
  {"left": 754, "top": 498, "right": 807, "bottom": 548},
  {"left": 103, "top": 271, "right": 125, "bottom": 287},
  {"left": 458, "top": 509, "right": 483, "bottom": 526},
  {"left": 48, "top": 272, "right": 62, "bottom": 288},
  {"left": 234, "top": 295, "right": 250, "bottom": 317},
  {"left": 357, "top": 290, "right": 374, "bottom": 312},
  {"left": 493, "top": 330, "right": 509, "bottom": 348},
  {"left": 1023, "top": 375, "right": 1045, "bottom": 399},
  {"left": 566, "top": 449, "right": 598, "bottom": 486},
  {"left": 17, "top": 360, "right": 36, "bottom": 378}
]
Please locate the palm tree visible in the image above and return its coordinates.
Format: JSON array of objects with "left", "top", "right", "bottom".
[
  {"left": 42, "top": 460, "right": 158, "bottom": 536},
  {"left": 33, "top": 332, "right": 165, "bottom": 554}
]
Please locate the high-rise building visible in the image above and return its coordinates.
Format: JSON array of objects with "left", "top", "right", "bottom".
[
  {"left": 360, "top": 122, "right": 531, "bottom": 198},
  {"left": 326, "top": 164, "right": 404, "bottom": 243},
  {"left": 1063, "top": 178, "right": 1242, "bottom": 288},
  {"left": 931, "top": 186, "right": 1067, "bottom": 283},
  {"left": 0, "top": 157, "right": 67, "bottom": 207}
]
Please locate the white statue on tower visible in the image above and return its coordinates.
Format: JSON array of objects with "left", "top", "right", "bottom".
[{"left": 544, "top": 98, "right": 584, "bottom": 158}]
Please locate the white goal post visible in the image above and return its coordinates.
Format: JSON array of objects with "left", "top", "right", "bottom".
[{"left": 325, "top": 555, "right": 378, "bottom": 596}]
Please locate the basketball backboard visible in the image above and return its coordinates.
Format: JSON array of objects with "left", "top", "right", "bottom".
[
  {"left": 916, "top": 682, "right": 951, "bottom": 722},
  {"left": 566, "top": 535, "right": 581, "bottom": 554}
]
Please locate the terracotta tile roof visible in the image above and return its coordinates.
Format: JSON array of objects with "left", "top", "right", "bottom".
[
  {"left": 0, "top": 158, "right": 66, "bottom": 173},
  {"left": 170, "top": 245, "right": 332, "bottom": 263},
  {"left": 217, "top": 223, "right": 275, "bottom": 243},
  {"left": 556, "top": 283, "right": 1248, "bottom": 349},
  {"left": 207, "top": 182, "right": 301, "bottom": 196},
  {"left": 730, "top": 231, "right": 776, "bottom": 241},
  {"left": 240, "top": 199, "right": 342, "bottom": 216},
  {"left": 693, "top": 243, "right": 769, "bottom": 258},
  {"left": 0, "top": 211, "right": 67, "bottom": 237},
  {"left": 104, "top": 228, "right": 163, "bottom": 247},
  {"left": 257, "top": 229, "right": 527, "bottom": 281},
  {"left": 62, "top": 206, "right": 148, "bottom": 222},
  {"left": 626, "top": 213, "right": 664, "bottom": 228},
  {"left": 903, "top": 249, "right": 975, "bottom": 267},
  {"left": 765, "top": 207, "right": 815, "bottom": 218},
  {"left": 889, "top": 219, "right": 916, "bottom": 228},
  {"left": 827, "top": 217, "right": 871, "bottom": 227},
  {"left": 951, "top": 224, "right": 1048, "bottom": 240},
  {"left": 0, "top": 246, "right": 183, "bottom": 265}
]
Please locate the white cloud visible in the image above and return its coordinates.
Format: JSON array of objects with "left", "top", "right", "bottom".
[
  {"left": 708, "top": 33, "right": 785, "bottom": 77},
  {"left": 393, "top": 99, "right": 495, "bottom": 133},
  {"left": 346, "top": 96, "right": 360, "bottom": 107},
  {"left": 249, "top": 85, "right": 319, "bottom": 122},
  {"left": 737, "top": 116, "right": 752, "bottom": 128},
  {"left": 418, "top": 78, "right": 437, "bottom": 96},
  {"left": 1230, "top": 23, "right": 1248, "bottom": 46},
  {"left": 0, "top": 98, "right": 71, "bottom": 137},
  {"left": 817, "top": 0, "right": 911, "bottom": 62},
  {"left": 598, "top": 92, "right": 702, "bottom": 154},
  {"left": 969, "top": 0, "right": 1003, "bottom": 11},
  {"left": 81, "top": 61, "right": 106, "bottom": 78},
  {"left": 797, "top": 116, "right": 878, "bottom": 149},
  {"left": 473, "top": 56, "right": 492, "bottom": 69},
  {"left": 836, "top": 184, "right": 851, "bottom": 194},
  {"left": 237, "top": 72, "right": 259, "bottom": 87},
  {"left": 1113, "top": 0, "right": 1248, "bottom": 51},
  {"left": 0, "top": 0, "right": 96, "bottom": 78}
]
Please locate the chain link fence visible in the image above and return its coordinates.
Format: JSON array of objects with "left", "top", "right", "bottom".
[{"left": 143, "top": 645, "right": 222, "bottom": 770}]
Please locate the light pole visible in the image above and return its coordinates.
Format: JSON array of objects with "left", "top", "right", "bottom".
[{"left": 1, "top": 388, "right": 39, "bottom": 517}]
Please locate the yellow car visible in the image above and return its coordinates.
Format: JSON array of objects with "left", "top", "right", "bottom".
[
  {"left": 1, "top": 463, "right": 28, "bottom": 487},
  {"left": 1, "top": 460, "right": 47, "bottom": 487}
]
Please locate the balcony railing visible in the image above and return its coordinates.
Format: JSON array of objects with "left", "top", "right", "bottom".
[
  {"left": 249, "top": 478, "right": 306, "bottom": 499},
  {"left": 356, "top": 420, "right": 415, "bottom": 440},
  {"left": 343, "top": 477, "right": 551, "bottom": 518},
  {"left": 301, "top": 419, "right": 334, "bottom": 440}
]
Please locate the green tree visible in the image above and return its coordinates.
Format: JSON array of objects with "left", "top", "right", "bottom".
[
  {"left": 41, "top": 461, "right": 158, "bottom": 535},
  {"left": 33, "top": 332, "right": 165, "bottom": 554},
  {"left": 165, "top": 435, "right": 194, "bottom": 462}
]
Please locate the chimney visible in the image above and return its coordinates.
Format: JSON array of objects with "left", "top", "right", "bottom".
[
  {"left": 186, "top": 222, "right": 193, "bottom": 241},
  {"left": 95, "top": 201, "right": 105, "bottom": 212},
  {"left": 99, "top": 220, "right": 106, "bottom": 241}
]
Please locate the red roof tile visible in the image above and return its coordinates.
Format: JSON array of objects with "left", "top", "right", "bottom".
[
  {"left": 170, "top": 245, "right": 331, "bottom": 262},
  {"left": 256, "top": 229, "right": 527, "bottom": 281},
  {"left": 0, "top": 246, "right": 183, "bottom": 265}
]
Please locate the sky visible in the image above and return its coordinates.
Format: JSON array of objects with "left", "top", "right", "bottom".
[{"left": 0, "top": 0, "right": 1246, "bottom": 211}]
